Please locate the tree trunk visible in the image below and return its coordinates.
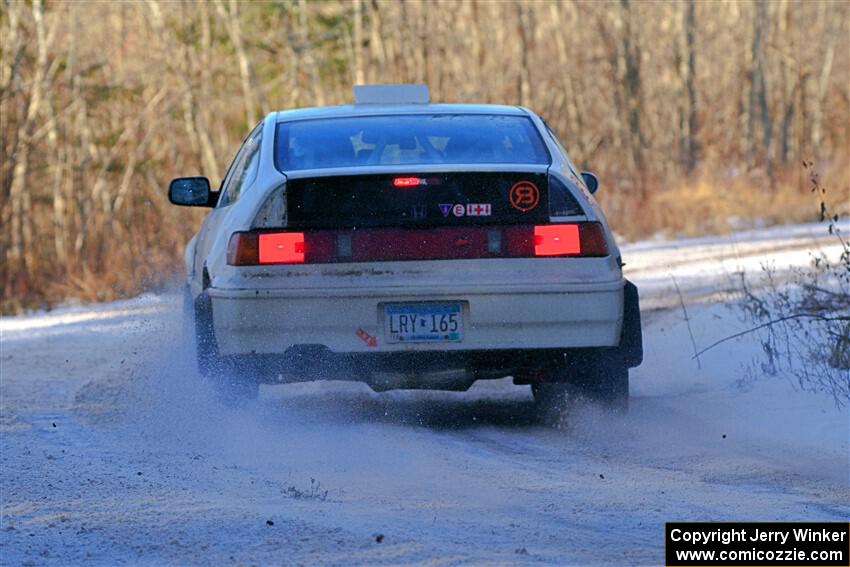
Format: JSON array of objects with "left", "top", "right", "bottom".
[
  {"left": 297, "top": 0, "right": 324, "bottom": 106},
  {"left": 811, "top": 1, "right": 836, "bottom": 158},
  {"left": 214, "top": 0, "right": 266, "bottom": 125},
  {"left": 683, "top": 0, "right": 699, "bottom": 173},
  {"left": 748, "top": 0, "right": 773, "bottom": 177},
  {"left": 353, "top": 0, "right": 365, "bottom": 85},
  {"left": 516, "top": 2, "right": 533, "bottom": 107},
  {"left": 619, "top": 0, "right": 646, "bottom": 197},
  {"left": 8, "top": 0, "right": 52, "bottom": 292}
]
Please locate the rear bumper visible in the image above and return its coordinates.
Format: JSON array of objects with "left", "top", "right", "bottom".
[{"left": 207, "top": 280, "right": 624, "bottom": 356}]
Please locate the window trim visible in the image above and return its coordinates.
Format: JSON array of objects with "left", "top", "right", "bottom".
[{"left": 216, "top": 121, "right": 264, "bottom": 208}]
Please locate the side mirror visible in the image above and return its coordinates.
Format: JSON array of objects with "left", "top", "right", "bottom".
[
  {"left": 168, "top": 177, "right": 216, "bottom": 207},
  {"left": 580, "top": 171, "right": 599, "bottom": 194}
]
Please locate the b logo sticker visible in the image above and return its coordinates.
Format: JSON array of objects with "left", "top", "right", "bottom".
[{"left": 509, "top": 181, "right": 540, "bottom": 212}]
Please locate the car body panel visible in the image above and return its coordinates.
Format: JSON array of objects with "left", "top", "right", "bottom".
[{"left": 209, "top": 281, "right": 623, "bottom": 355}]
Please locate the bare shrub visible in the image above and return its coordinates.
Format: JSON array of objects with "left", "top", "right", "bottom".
[
  {"left": 282, "top": 478, "right": 329, "bottom": 501},
  {"left": 736, "top": 163, "right": 850, "bottom": 406}
]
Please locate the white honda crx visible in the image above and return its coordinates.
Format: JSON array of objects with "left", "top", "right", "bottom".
[{"left": 170, "top": 85, "right": 642, "bottom": 413}]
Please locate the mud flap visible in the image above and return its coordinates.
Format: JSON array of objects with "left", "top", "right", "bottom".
[
  {"left": 619, "top": 280, "right": 643, "bottom": 368},
  {"left": 195, "top": 292, "right": 216, "bottom": 349}
]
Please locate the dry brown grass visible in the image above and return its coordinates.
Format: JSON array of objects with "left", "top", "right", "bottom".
[{"left": 605, "top": 162, "right": 850, "bottom": 240}]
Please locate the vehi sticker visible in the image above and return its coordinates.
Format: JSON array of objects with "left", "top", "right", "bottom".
[
  {"left": 509, "top": 181, "right": 540, "bottom": 212},
  {"left": 466, "top": 203, "right": 491, "bottom": 216},
  {"left": 438, "top": 203, "right": 492, "bottom": 217}
]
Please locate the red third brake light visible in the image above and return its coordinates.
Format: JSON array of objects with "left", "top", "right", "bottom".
[{"left": 392, "top": 177, "right": 421, "bottom": 188}]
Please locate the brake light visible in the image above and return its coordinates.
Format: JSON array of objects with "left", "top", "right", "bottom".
[
  {"left": 227, "top": 232, "right": 305, "bottom": 265},
  {"left": 393, "top": 177, "right": 421, "bottom": 187},
  {"left": 532, "top": 223, "right": 608, "bottom": 257},
  {"left": 259, "top": 232, "right": 305, "bottom": 264},
  {"left": 534, "top": 224, "right": 580, "bottom": 256}
]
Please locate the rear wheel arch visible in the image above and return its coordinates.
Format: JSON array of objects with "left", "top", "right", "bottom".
[{"left": 188, "top": 287, "right": 259, "bottom": 402}]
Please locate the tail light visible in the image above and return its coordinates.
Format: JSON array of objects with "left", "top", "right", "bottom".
[
  {"left": 535, "top": 222, "right": 608, "bottom": 257},
  {"left": 259, "top": 233, "right": 305, "bottom": 264},
  {"left": 572, "top": 222, "right": 609, "bottom": 257},
  {"left": 228, "top": 232, "right": 306, "bottom": 265},
  {"left": 534, "top": 224, "right": 580, "bottom": 256},
  {"left": 508, "top": 222, "right": 608, "bottom": 258},
  {"left": 227, "top": 232, "right": 258, "bottom": 265},
  {"left": 227, "top": 222, "right": 608, "bottom": 266}
]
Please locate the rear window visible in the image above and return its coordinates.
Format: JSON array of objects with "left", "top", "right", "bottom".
[{"left": 274, "top": 114, "right": 550, "bottom": 171}]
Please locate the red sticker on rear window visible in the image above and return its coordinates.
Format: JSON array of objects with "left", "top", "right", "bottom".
[{"left": 509, "top": 181, "right": 540, "bottom": 212}]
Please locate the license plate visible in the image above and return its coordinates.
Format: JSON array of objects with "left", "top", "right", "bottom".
[{"left": 384, "top": 303, "right": 463, "bottom": 343}]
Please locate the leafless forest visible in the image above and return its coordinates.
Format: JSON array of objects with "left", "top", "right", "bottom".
[{"left": 0, "top": 0, "right": 847, "bottom": 312}]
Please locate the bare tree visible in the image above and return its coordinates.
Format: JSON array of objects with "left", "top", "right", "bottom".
[
  {"left": 0, "top": 0, "right": 847, "bottom": 311},
  {"left": 214, "top": 0, "right": 266, "bottom": 125},
  {"left": 682, "top": 0, "right": 699, "bottom": 173}
]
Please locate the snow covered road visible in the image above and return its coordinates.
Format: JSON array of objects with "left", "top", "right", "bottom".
[{"left": 1, "top": 223, "right": 848, "bottom": 566}]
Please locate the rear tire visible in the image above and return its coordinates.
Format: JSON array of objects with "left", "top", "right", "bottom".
[
  {"left": 184, "top": 287, "right": 259, "bottom": 403},
  {"left": 531, "top": 381, "right": 581, "bottom": 424},
  {"left": 572, "top": 355, "right": 629, "bottom": 413},
  {"left": 530, "top": 354, "right": 629, "bottom": 420},
  {"left": 206, "top": 359, "right": 261, "bottom": 402}
]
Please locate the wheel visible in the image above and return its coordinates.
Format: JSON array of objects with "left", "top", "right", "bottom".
[
  {"left": 572, "top": 355, "right": 629, "bottom": 413},
  {"left": 531, "top": 381, "right": 581, "bottom": 424},
  {"left": 530, "top": 354, "right": 629, "bottom": 418},
  {"left": 184, "top": 287, "right": 259, "bottom": 402},
  {"left": 206, "top": 359, "right": 260, "bottom": 402}
]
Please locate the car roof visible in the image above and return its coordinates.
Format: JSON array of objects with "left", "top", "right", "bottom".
[{"left": 273, "top": 103, "right": 531, "bottom": 123}]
